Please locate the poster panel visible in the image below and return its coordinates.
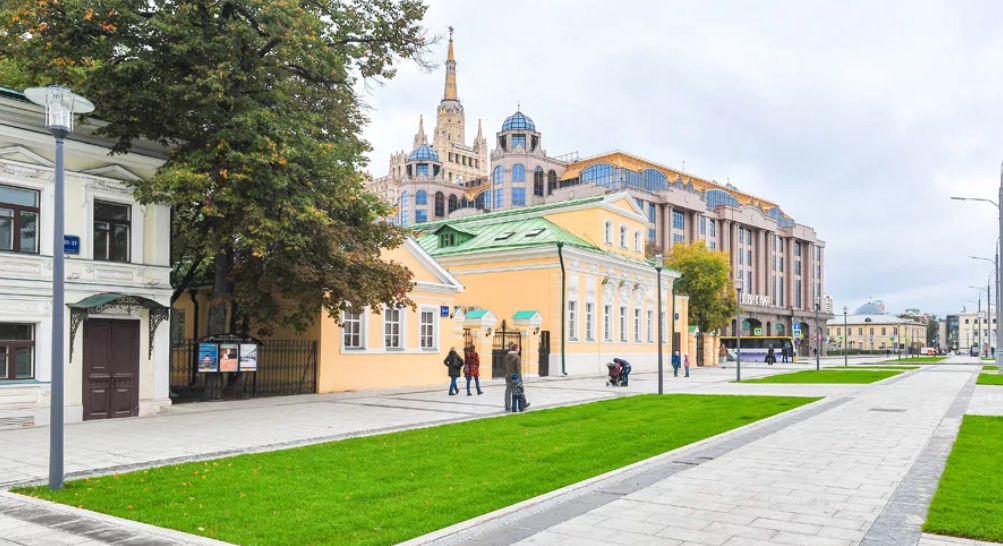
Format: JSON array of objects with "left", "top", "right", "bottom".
[
  {"left": 218, "top": 343, "right": 239, "bottom": 372},
  {"left": 197, "top": 343, "right": 219, "bottom": 373},
  {"left": 239, "top": 343, "right": 258, "bottom": 371}
]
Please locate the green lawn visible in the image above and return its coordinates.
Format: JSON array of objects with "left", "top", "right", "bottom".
[
  {"left": 742, "top": 370, "right": 902, "bottom": 384},
  {"left": 983, "top": 357, "right": 996, "bottom": 361},
  {"left": 982, "top": 365, "right": 997, "bottom": 372},
  {"left": 826, "top": 365, "right": 918, "bottom": 370},
  {"left": 977, "top": 374, "right": 1003, "bottom": 386},
  {"left": 925, "top": 416, "right": 1003, "bottom": 542},
  {"left": 882, "top": 356, "right": 946, "bottom": 363},
  {"left": 16, "top": 394, "right": 816, "bottom": 546}
]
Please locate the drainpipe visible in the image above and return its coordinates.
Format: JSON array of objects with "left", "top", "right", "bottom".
[{"left": 557, "top": 242, "right": 567, "bottom": 375}]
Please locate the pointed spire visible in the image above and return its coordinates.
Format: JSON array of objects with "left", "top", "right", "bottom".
[
  {"left": 447, "top": 26, "right": 455, "bottom": 61},
  {"left": 413, "top": 115, "right": 427, "bottom": 147},
  {"left": 476, "top": 119, "right": 483, "bottom": 140},
  {"left": 418, "top": 114, "right": 425, "bottom": 136},
  {"left": 442, "top": 26, "right": 458, "bottom": 101}
]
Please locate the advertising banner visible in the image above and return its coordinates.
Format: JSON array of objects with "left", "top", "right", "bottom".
[
  {"left": 218, "top": 343, "right": 239, "bottom": 372},
  {"left": 239, "top": 343, "right": 258, "bottom": 372},
  {"left": 198, "top": 343, "right": 219, "bottom": 373}
]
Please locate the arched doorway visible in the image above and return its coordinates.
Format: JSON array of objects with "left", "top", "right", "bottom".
[
  {"left": 799, "top": 323, "right": 811, "bottom": 357},
  {"left": 745, "top": 318, "right": 763, "bottom": 336}
]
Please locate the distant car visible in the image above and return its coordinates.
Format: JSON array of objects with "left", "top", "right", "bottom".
[{"left": 971, "top": 346, "right": 981, "bottom": 357}]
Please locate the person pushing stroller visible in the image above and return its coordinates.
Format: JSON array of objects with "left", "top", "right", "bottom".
[{"left": 606, "top": 361, "right": 623, "bottom": 386}]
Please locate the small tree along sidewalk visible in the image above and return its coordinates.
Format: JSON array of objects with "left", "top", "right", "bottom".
[{"left": 16, "top": 395, "right": 816, "bottom": 546}]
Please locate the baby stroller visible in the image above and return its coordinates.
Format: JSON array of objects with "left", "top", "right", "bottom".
[{"left": 605, "top": 362, "right": 625, "bottom": 387}]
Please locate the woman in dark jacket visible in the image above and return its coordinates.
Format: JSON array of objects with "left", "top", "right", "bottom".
[{"left": 444, "top": 347, "right": 464, "bottom": 395}]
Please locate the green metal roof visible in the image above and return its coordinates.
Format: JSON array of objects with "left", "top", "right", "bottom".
[
  {"left": 465, "top": 309, "right": 491, "bottom": 319},
  {"left": 513, "top": 310, "right": 539, "bottom": 319},
  {"left": 416, "top": 217, "right": 597, "bottom": 257},
  {"left": 413, "top": 194, "right": 609, "bottom": 232},
  {"left": 68, "top": 292, "right": 167, "bottom": 310}
]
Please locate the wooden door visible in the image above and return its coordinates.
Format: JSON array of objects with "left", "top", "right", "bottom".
[{"left": 83, "top": 319, "right": 139, "bottom": 420}]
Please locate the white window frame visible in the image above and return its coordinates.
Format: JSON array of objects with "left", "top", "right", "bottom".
[
  {"left": 604, "top": 220, "right": 613, "bottom": 245},
  {"left": 383, "top": 306, "right": 405, "bottom": 350},
  {"left": 585, "top": 302, "right": 595, "bottom": 341},
  {"left": 647, "top": 309, "right": 654, "bottom": 343},
  {"left": 634, "top": 229, "right": 642, "bottom": 252},
  {"left": 619, "top": 306, "right": 628, "bottom": 342},
  {"left": 604, "top": 304, "right": 613, "bottom": 342},
  {"left": 619, "top": 224, "right": 628, "bottom": 248},
  {"left": 419, "top": 306, "right": 438, "bottom": 351},
  {"left": 634, "top": 308, "right": 641, "bottom": 343},
  {"left": 660, "top": 310, "right": 667, "bottom": 343},
  {"left": 568, "top": 300, "right": 579, "bottom": 341},
  {"left": 342, "top": 308, "right": 366, "bottom": 350},
  {"left": 85, "top": 189, "right": 144, "bottom": 264}
]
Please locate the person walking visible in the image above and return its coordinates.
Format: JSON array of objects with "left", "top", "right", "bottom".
[
  {"left": 464, "top": 347, "right": 483, "bottom": 396},
  {"left": 781, "top": 345, "right": 789, "bottom": 363},
  {"left": 766, "top": 346, "right": 775, "bottom": 366},
  {"left": 672, "top": 350, "right": 681, "bottom": 377},
  {"left": 504, "top": 343, "right": 529, "bottom": 411},
  {"left": 683, "top": 353, "right": 691, "bottom": 377},
  {"left": 444, "top": 347, "right": 463, "bottom": 396}
]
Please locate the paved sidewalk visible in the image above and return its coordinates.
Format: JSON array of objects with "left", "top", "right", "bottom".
[{"left": 443, "top": 365, "right": 981, "bottom": 546}]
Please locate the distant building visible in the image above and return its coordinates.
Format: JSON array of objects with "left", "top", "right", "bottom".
[
  {"left": 826, "top": 302, "right": 926, "bottom": 353},
  {"left": 956, "top": 307, "right": 997, "bottom": 356}
]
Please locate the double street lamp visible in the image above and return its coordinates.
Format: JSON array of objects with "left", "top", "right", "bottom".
[
  {"left": 23, "top": 86, "right": 95, "bottom": 491},
  {"left": 952, "top": 167, "right": 1003, "bottom": 374}
]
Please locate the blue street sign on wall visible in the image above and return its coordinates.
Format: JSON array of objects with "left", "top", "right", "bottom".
[
  {"left": 63, "top": 235, "right": 80, "bottom": 255},
  {"left": 440, "top": 305, "right": 449, "bottom": 318}
]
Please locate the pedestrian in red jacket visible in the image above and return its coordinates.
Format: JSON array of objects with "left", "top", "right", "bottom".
[{"left": 464, "top": 348, "right": 484, "bottom": 396}]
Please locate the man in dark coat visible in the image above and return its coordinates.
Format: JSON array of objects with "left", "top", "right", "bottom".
[
  {"left": 504, "top": 343, "right": 529, "bottom": 411},
  {"left": 444, "top": 347, "right": 463, "bottom": 395}
]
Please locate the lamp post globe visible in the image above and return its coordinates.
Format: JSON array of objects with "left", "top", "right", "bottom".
[{"left": 23, "top": 86, "right": 93, "bottom": 492}]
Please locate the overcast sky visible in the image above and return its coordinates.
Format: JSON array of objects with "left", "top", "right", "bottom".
[{"left": 360, "top": 0, "right": 1003, "bottom": 318}]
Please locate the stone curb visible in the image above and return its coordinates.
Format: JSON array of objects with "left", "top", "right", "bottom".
[
  {"left": 0, "top": 491, "right": 231, "bottom": 546},
  {"left": 396, "top": 393, "right": 838, "bottom": 546}
]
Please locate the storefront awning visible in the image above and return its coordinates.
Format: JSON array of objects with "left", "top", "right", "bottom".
[{"left": 68, "top": 293, "right": 170, "bottom": 362}]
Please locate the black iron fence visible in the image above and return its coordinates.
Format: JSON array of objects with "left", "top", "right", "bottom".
[{"left": 170, "top": 339, "right": 317, "bottom": 403}]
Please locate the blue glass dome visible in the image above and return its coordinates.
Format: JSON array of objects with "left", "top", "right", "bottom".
[
  {"left": 408, "top": 145, "right": 439, "bottom": 162},
  {"left": 855, "top": 302, "right": 886, "bottom": 316},
  {"left": 501, "top": 111, "right": 535, "bottom": 131}
]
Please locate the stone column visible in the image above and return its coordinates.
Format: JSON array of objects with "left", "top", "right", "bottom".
[
  {"left": 691, "top": 211, "right": 699, "bottom": 243},
  {"left": 731, "top": 222, "right": 740, "bottom": 277},
  {"left": 786, "top": 238, "right": 795, "bottom": 309},
  {"left": 665, "top": 205, "right": 674, "bottom": 251}
]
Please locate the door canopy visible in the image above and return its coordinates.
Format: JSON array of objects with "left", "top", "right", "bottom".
[{"left": 68, "top": 292, "right": 170, "bottom": 361}]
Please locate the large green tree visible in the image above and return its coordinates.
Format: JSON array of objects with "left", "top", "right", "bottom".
[
  {"left": 0, "top": 0, "right": 431, "bottom": 334},
  {"left": 665, "top": 242, "right": 738, "bottom": 333}
]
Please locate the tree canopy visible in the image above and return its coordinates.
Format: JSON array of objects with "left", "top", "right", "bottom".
[
  {"left": 0, "top": 0, "right": 431, "bottom": 334},
  {"left": 665, "top": 242, "right": 738, "bottom": 333}
]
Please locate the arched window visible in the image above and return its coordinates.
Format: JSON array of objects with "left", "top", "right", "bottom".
[
  {"left": 643, "top": 169, "right": 667, "bottom": 192},
  {"left": 634, "top": 230, "right": 642, "bottom": 252},
  {"left": 706, "top": 189, "right": 740, "bottom": 210},
  {"left": 581, "top": 163, "right": 615, "bottom": 187},
  {"left": 448, "top": 194, "right": 459, "bottom": 213},
  {"left": 434, "top": 192, "right": 445, "bottom": 217},
  {"left": 399, "top": 190, "right": 410, "bottom": 226},
  {"left": 533, "top": 167, "right": 545, "bottom": 196},
  {"left": 547, "top": 170, "right": 557, "bottom": 195},
  {"left": 415, "top": 190, "right": 427, "bottom": 205},
  {"left": 493, "top": 166, "right": 503, "bottom": 185},
  {"left": 512, "top": 164, "right": 526, "bottom": 183},
  {"left": 474, "top": 191, "right": 486, "bottom": 210},
  {"left": 604, "top": 220, "right": 613, "bottom": 244},
  {"left": 619, "top": 225, "right": 628, "bottom": 248}
]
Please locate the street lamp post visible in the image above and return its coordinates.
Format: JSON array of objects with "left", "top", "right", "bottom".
[
  {"left": 814, "top": 296, "right": 821, "bottom": 371},
  {"left": 843, "top": 305, "right": 849, "bottom": 367},
  {"left": 655, "top": 254, "right": 663, "bottom": 395},
  {"left": 970, "top": 285, "right": 987, "bottom": 360},
  {"left": 952, "top": 180, "right": 1003, "bottom": 373},
  {"left": 23, "top": 86, "right": 94, "bottom": 491},
  {"left": 735, "top": 278, "right": 743, "bottom": 382}
]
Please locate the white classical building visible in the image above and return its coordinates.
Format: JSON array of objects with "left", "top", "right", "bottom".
[{"left": 0, "top": 87, "right": 172, "bottom": 427}]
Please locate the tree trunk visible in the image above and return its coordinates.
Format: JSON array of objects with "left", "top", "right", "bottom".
[{"left": 207, "top": 250, "right": 230, "bottom": 336}]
